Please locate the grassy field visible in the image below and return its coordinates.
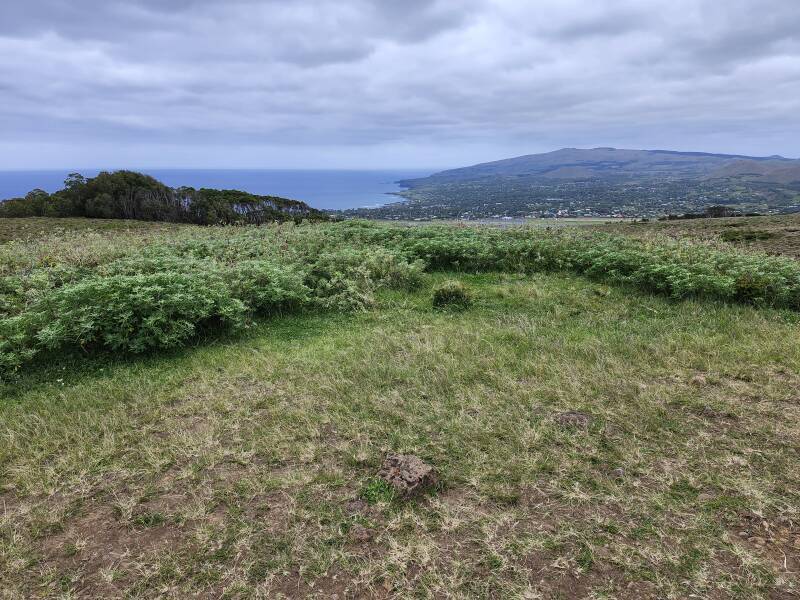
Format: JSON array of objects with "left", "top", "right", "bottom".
[
  {"left": 391, "top": 218, "right": 632, "bottom": 229},
  {"left": 1, "top": 218, "right": 799, "bottom": 599},
  {"left": 0, "top": 217, "right": 185, "bottom": 244},
  {"left": 602, "top": 213, "right": 800, "bottom": 259}
]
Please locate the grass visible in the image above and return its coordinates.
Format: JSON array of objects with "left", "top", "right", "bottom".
[
  {"left": 0, "top": 216, "right": 185, "bottom": 244},
  {"left": 0, "top": 217, "right": 799, "bottom": 598},
  {"left": 602, "top": 213, "right": 800, "bottom": 259}
]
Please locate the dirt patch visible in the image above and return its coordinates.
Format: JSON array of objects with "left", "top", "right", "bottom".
[
  {"left": 38, "top": 503, "right": 186, "bottom": 597},
  {"left": 243, "top": 490, "right": 295, "bottom": 529},
  {"left": 349, "top": 524, "right": 375, "bottom": 543},
  {"left": 205, "top": 459, "right": 253, "bottom": 484},
  {"left": 691, "top": 404, "right": 739, "bottom": 422},
  {"left": 425, "top": 488, "right": 656, "bottom": 598},
  {"left": 554, "top": 411, "right": 591, "bottom": 429},
  {"left": 264, "top": 567, "right": 384, "bottom": 599},
  {"left": 731, "top": 512, "right": 800, "bottom": 575}
]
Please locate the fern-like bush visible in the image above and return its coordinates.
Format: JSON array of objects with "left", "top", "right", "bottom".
[
  {"left": 228, "top": 260, "right": 311, "bottom": 313},
  {"left": 3, "top": 219, "right": 800, "bottom": 380},
  {"left": 35, "top": 272, "right": 246, "bottom": 353}
]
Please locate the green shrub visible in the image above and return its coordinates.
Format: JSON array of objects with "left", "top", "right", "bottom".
[
  {"left": 432, "top": 280, "right": 472, "bottom": 309},
  {"left": 357, "top": 248, "right": 426, "bottom": 290},
  {"left": 4, "top": 219, "right": 800, "bottom": 379},
  {"left": 32, "top": 272, "right": 246, "bottom": 353},
  {"left": 304, "top": 251, "right": 376, "bottom": 310},
  {"left": 228, "top": 260, "right": 310, "bottom": 313},
  {"left": 304, "top": 248, "right": 424, "bottom": 311},
  {"left": 0, "top": 276, "right": 24, "bottom": 317},
  {"left": 720, "top": 229, "right": 777, "bottom": 243},
  {"left": 101, "top": 254, "right": 216, "bottom": 276},
  {"left": 0, "top": 314, "right": 39, "bottom": 376}
]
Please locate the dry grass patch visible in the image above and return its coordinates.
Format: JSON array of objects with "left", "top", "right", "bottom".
[{"left": 602, "top": 212, "right": 800, "bottom": 259}]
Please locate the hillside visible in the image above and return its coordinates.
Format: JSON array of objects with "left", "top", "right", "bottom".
[
  {"left": 0, "top": 170, "right": 328, "bottom": 225},
  {"left": 1, "top": 217, "right": 799, "bottom": 598},
  {"left": 399, "top": 148, "right": 800, "bottom": 186},
  {"left": 347, "top": 148, "right": 800, "bottom": 220}
]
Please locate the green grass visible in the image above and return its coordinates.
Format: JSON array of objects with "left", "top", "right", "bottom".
[{"left": 2, "top": 263, "right": 799, "bottom": 598}]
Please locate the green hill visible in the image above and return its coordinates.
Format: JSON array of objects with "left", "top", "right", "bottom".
[
  {"left": 399, "top": 148, "right": 800, "bottom": 186},
  {"left": 0, "top": 170, "right": 328, "bottom": 224},
  {"left": 348, "top": 148, "right": 800, "bottom": 220}
]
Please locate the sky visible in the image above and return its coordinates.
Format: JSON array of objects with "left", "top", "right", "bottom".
[{"left": 1, "top": 0, "right": 799, "bottom": 170}]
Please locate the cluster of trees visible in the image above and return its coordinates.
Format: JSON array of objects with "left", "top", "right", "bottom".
[{"left": 0, "top": 171, "right": 328, "bottom": 224}]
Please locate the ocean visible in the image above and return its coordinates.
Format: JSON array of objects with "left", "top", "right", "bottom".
[{"left": 0, "top": 169, "right": 432, "bottom": 210}]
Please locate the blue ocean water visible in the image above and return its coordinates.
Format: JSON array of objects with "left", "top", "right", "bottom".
[{"left": 0, "top": 169, "right": 431, "bottom": 210}]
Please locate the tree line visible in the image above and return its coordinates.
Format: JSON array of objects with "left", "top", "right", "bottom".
[{"left": 0, "top": 171, "right": 328, "bottom": 224}]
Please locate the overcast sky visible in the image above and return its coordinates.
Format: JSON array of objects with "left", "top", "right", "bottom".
[{"left": 1, "top": 0, "right": 798, "bottom": 169}]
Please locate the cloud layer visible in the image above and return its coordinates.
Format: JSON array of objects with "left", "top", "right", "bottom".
[{"left": 1, "top": 0, "right": 798, "bottom": 168}]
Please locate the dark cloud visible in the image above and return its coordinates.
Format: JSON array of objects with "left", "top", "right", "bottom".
[{"left": 0, "top": 0, "right": 797, "bottom": 168}]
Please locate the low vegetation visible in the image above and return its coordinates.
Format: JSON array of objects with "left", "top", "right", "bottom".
[
  {"left": 719, "top": 229, "right": 778, "bottom": 243},
  {"left": 1, "top": 217, "right": 798, "bottom": 598},
  {"left": 602, "top": 212, "right": 800, "bottom": 259},
  {"left": 3, "top": 218, "right": 800, "bottom": 380},
  {"left": 432, "top": 280, "right": 472, "bottom": 309}
]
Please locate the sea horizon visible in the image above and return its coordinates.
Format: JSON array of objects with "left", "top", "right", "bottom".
[{"left": 0, "top": 168, "right": 433, "bottom": 211}]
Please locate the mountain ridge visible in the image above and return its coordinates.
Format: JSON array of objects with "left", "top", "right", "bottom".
[{"left": 399, "top": 147, "right": 800, "bottom": 189}]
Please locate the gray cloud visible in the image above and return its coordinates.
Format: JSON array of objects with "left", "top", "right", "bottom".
[{"left": 0, "top": 0, "right": 798, "bottom": 168}]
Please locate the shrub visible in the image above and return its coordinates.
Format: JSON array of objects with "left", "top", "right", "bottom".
[
  {"left": 0, "top": 276, "right": 24, "bottom": 317},
  {"left": 32, "top": 272, "right": 246, "bottom": 354},
  {"left": 4, "top": 219, "right": 800, "bottom": 380},
  {"left": 101, "top": 254, "right": 216, "bottom": 276},
  {"left": 358, "top": 249, "right": 426, "bottom": 290},
  {"left": 432, "top": 280, "right": 472, "bottom": 309},
  {"left": 304, "top": 248, "right": 425, "bottom": 311},
  {"left": 228, "top": 260, "right": 311, "bottom": 313},
  {"left": 0, "top": 314, "right": 39, "bottom": 376},
  {"left": 720, "top": 229, "right": 777, "bottom": 243}
]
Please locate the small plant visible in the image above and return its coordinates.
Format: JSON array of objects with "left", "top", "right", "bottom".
[
  {"left": 432, "top": 280, "right": 472, "bottom": 309},
  {"left": 131, "top": 511, "right": 166, "bottom": 528},
  {"left": 359, "top": 478, "right": 395, "bottom": 504}
]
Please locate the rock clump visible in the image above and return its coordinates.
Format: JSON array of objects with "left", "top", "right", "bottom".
[{"left": 377, "top": 454, "right": 437, "bottom": 498}]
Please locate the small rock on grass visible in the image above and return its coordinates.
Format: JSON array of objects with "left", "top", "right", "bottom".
[
  {"left": 554, "top": 411, "right": 591, "bottom": 429},
  {"left": 377, "top": 453, "right": 437, "bottom": 498}
]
